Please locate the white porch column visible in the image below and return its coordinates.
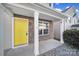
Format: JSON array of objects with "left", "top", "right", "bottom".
[
  {"left": 0, "top": 4, "right": 4, "bottom": 56},
  {"left": 0, "top": 14, "right": 4, "bottom": 56},
  {"left": 60, "top": 20, "right": 64, "bottom": 43},
  {"left": 34, "top": 11, "right": 39, "bottom": 56}
]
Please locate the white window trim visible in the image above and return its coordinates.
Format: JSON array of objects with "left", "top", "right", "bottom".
[
  {"left": 39, "top": 20, "right": 49, "bottom": 36},
  {"left": 39, "top": 29, "right": 49, "bottom": 36}
]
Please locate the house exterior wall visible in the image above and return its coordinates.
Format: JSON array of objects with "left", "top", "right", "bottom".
[
  {"left": 64, "top": 16, "right": 79, "bottom": 30},
  {"left": 53, "top": 18, "right": 73, "bottom": 40},
  {"left": 14, "top": 14, "right": 34, "bottom": 43},
  {"left": 14, "top": 15, "right": 54, "bottom": 43},
  {"left": 4, "top": 11, "right": 13, "bottom": 50},
  {"left": 74, "top": 15, "right": 79, "bottom": 24},
  {"left": 4, "top": 13, "right": 35, "bottom": 50},
  {"left": 64, "top": 18, "right": 72, "bottom": 30},
  {"left": 0, "top": 4, "right": 5, "bottom": 55},
  {"left": 2, "top": 4, "right": 54, "bottom": 50},
  {"left": 39, "top": 20, "right": 54, "bottom": 41},
  {"left": 63, "top": 6, "right": 79, "bottom": 30},
  {"left": 63, "top": 6, "right": 76, "bottom": 17},
  {"left": 28, "top": 18, "right": 54, "bottom": 42},
  {"left": 53, "top": 21, "right": 60, "bottom": 40},
  {"left": 0, "top": 4, "right": 13, "bottom": 50}
]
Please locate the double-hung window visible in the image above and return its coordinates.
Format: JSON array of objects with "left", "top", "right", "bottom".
[{"left": 39, "top": 21, "right": 49, "bottom": 36}]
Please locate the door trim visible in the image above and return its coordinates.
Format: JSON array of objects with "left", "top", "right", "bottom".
[{"left": 12, "top": 16, "right": 29, "bottom": 49}]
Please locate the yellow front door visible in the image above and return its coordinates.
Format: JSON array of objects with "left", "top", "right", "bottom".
[{"left": 14, "top": 17, "right": 29, "bottom": 47}]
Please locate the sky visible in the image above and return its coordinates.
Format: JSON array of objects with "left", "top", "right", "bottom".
[{"left": 51, "top": 3, "right": 79, "bottom": 15}]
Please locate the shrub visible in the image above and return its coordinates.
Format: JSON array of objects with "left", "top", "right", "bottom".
[{"left": 63, "top": 29, "right": 79, "bottom": 48}]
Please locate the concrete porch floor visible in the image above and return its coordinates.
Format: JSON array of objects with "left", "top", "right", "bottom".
[
  {"left": 4, "top": 44, "right": 34, "bottom": 56},
  {"left": 39, "top": 39, "right": 63, "bottom": 54},
  {"left": 4, "top": 39, "right": 62, "bottom": 56}
]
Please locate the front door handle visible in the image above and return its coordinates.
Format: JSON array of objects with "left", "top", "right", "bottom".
[{"left": 26, "top": 33, "right": 28, "bottom": 35}]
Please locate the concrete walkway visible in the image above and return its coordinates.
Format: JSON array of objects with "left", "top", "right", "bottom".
[{"left": 4, "top": 39, "right": 62, "bottom": 56}]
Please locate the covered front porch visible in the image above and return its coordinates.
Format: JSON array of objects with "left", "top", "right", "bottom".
[
  {"left": 4, "top": 39, "right": 62, "bottom": 56},
  {"left": 0, "top": 3, "right": 68, "bottom": 56}
]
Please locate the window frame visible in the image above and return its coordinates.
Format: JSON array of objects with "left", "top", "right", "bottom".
[{"left": 39, "top": 20, "right": 49, "bottom": 36}]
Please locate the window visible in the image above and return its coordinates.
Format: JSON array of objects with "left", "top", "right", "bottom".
[
  {"left": 39, "top": 21, "right": 49, "bottom": 36},
  {"left": 39, "top": 29, "right": 42, "bottom": 35},
  {"left": 44, "top": 29, "right": 48, "bottom": 34}
]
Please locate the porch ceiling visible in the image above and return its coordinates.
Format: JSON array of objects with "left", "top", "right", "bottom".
[
  {"left": 2, "top": 3, "right": 66, "bottom": 21},
  {"left": 2, "top": 3, "right": 34, "bottom": 17}
]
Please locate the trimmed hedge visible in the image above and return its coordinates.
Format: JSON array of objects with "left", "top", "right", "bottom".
[{"left": 63, "top": 29, "right": 79, "bottom": 48}]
